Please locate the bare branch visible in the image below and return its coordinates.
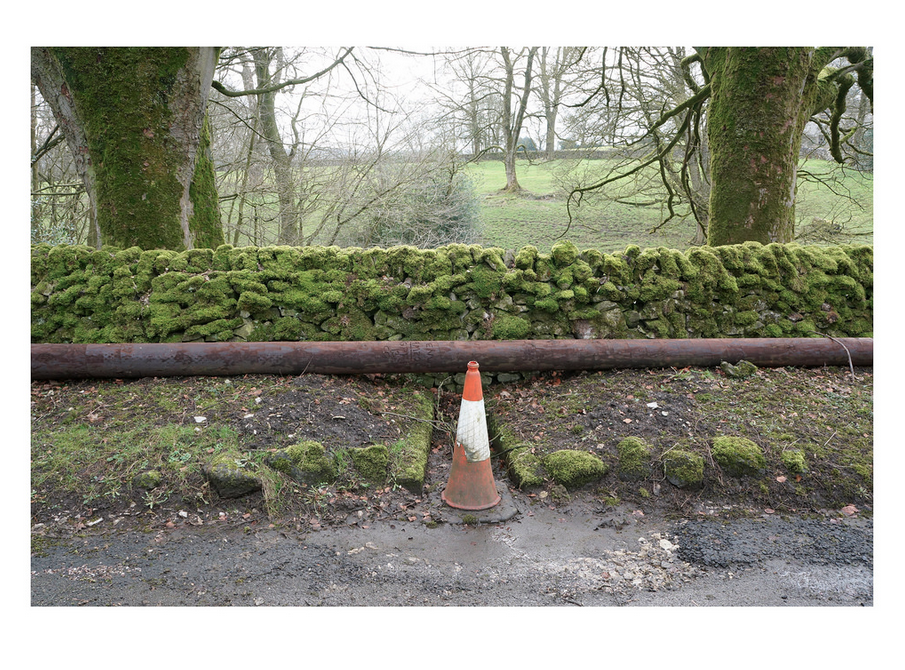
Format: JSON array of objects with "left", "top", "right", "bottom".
[{"left": 211, "top": 47, "right": 354, "bottom": 97}]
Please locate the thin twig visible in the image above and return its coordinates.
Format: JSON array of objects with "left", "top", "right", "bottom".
[
  {"left": 822, "top": 429, "right": 839, "bottom": 449},
  {"left": 810, "top": 331, "right": 856, "bottom": 381},
  {"left": 382, "top": 411, "right": 451, "bottom": 432}
]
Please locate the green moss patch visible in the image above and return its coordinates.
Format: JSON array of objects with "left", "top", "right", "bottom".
[
  {"left": 132, "top": 470, "right": 162, "bottom": 490},
  {"left": 349, "top": 445, "right": 389, "bottom": 484},
  {"left": 204, "top": 451, "right": 263, "bottom": 499},
  {"left": 711, "top": 436, "right": 767, "bottom": 477},
  {"left": 507, "top": 447, "right": 545, "bottom": 488},
  {"left": 617, "top": 436, "right": 652, "bottom": 481},
  {"left": 781, "top": 449, "right": 809, "bottom": 474},
  {"left": 542, "top": 450, "right": 608, "bottom": 489},
  {"left": 387, "top": 390, "right": 434, "bottom": 493},
  {"left": 663, "top": 449, "right": 704, "bottom": 489},
  {"left": 266, "top": 440, "right": 337, "bottom": 486}
]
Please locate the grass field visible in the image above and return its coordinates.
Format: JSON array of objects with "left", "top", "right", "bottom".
[{"left": 468, "top": 158, "right": 873, "bottom": 254}]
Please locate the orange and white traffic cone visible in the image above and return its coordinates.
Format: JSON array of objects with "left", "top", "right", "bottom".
[{"left": 441, "top": 361, "right": 501, "bottom": 511}]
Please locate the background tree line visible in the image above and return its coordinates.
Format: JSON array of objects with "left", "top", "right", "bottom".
[{"left": 30, "top": 46, "right": 872, "bottom": 251}]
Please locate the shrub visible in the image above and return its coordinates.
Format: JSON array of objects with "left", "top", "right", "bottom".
[{"left": 343, "top": 167, "right": 482, "bottom": 248}]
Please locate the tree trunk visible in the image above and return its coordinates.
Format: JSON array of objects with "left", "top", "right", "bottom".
[
  {"left": 544, "top": 110, "right": 558, "bottom": 160},
  {"left": 31, "top": 47, "right": 222, "bottom": 250},
  {"left": 538, "top": 47, "right": 568, "bottom": 160},
  {"left": 252, "top": 48, "right": 301, "bottom": 245},
  {"left": 700, "top": 47, "right": 819, "bottom": 246},
  {"left": 500, "top": 47, "right": 537, "bottom": 193}
]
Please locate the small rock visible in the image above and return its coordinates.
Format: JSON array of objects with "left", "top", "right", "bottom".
[
  {"left": 132, "top": 470, "right": 163, "bottom": 490},
  {"left": 204, "top": 454, "right": 262, "bottom": 499},
  {"left": 720, "top": 360, "right": 758, "bottom": 379}
]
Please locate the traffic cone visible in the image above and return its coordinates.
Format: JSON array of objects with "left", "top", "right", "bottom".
[{"left": 441, "top": 361, "right": 501, "bottom": 510}]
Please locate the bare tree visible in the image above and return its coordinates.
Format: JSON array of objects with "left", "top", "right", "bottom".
[
  {"left": 498, "top": 47, "right": 538, "bottom": 192},
  {"left": 209, "top": 47, "right": 482, "bottom": 249},
  {"left": 31, "top": 84, "right": 91, "bottom": 244},
  {"left": 555, "top": 47, "right": 709, "bottom": 243},
  {"left": 535, "top": 47, "right": 586, "bottom": 159},
  {"left": 430, "top": 47, "right": 539, "bottom": 192},
  {"left": 430, "top": 48, "right": 499, "bottom": 157},
  {"left": 212, "top": 47, "right": 355, "bottom": 245}
]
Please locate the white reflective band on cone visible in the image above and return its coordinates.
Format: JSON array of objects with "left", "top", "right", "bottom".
[{"left": 456, "top": 397, "right": 491, "bottom": 462}]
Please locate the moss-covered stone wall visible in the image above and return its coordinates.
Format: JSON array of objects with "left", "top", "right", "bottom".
[{"left": 30, "top": 241, "right": 872, "bottom": 344}]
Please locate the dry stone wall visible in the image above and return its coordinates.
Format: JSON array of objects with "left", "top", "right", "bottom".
[{"left": 31, "top": 241, "right": 872, "bottom": 346}]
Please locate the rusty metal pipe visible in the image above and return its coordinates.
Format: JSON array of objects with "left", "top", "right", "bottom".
[{"left": 31, "top": 338, "right": 872, "bottom": 380}]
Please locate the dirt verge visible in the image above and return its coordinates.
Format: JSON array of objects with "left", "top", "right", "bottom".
[{"left": 31, "top": 363, "right": 872, "bottom": 542}]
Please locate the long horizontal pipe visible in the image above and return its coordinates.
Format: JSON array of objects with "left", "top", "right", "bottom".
[{"left": 31, "top": 338, "right": 872, "bottom": 380}]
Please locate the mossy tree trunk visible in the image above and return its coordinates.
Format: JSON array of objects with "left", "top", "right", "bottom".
[
  {"left": 31, "top": 47, "right": 224, "bottom": 250},
  {"left": 699, "top": 47, "right": 821, "bottom": 246},
  {"left": 564, "top": 47, "right": 870, "bottom": 246}
]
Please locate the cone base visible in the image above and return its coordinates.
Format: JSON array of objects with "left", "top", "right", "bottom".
[
  {"left": 441, "top": 442, "right": 501, "bottom": 511},
  {"left": 441, "top": 489, "right": 502, "bottom": 511}
]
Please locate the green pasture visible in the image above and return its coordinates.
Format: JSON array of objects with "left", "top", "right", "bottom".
[{"left": 467, "top": 158, "right": 873, "bottom": 254}]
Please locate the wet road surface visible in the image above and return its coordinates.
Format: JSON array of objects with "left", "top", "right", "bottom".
[{"left": 31, "top": 504, "right": 872, "bottom": 607}]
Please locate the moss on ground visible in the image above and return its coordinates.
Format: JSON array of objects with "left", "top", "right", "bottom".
[
  {"left": 781, "top": 449, "right": 809, "bottom": 474},
  {"left": 387, "top": 390, "right": 434, "bottom": 493},
  {"left": 204, "top": 451, "right": 263, "bottom": 499},
  {"left": 542, "top": 450, "right": 609, "bottom": 490},
  {"left": 267, "top": 440, "right": 337, "bottom": 486},
  {"left": 663, "top": 449, "right": 705, "bottom": 489},
  {"left": 482, "top": 364, "right": 871, "bottom": 512},
  {"left": 711, "top": 436, "right": 767, "bottom": 477},
  {"left": 30, "top": 362, "right": 872, "bottom": 525},
  {"left": 349, "top": 445, "right": 389, "bottom": 484},
  {"left": 617, "top": 436, "right": 653, "bottom": 481}
]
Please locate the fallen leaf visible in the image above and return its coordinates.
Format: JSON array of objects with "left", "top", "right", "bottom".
[
  {"left": 841, "top": 504, "right": 858, "bottom": 516},
  {"left": 764, "top": 508, "right": 775, "bottom": 514},
  {"left": 776, "top": 475, "right": 787, "bottom": 483}
]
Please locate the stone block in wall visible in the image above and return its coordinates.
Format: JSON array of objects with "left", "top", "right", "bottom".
[{"left": 30, "top": 242, "right": 873, "bottom": 345}]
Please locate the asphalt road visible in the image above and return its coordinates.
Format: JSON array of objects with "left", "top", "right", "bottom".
[{"left": 31, "top": 502, "right": 872, "bottom": 607}]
